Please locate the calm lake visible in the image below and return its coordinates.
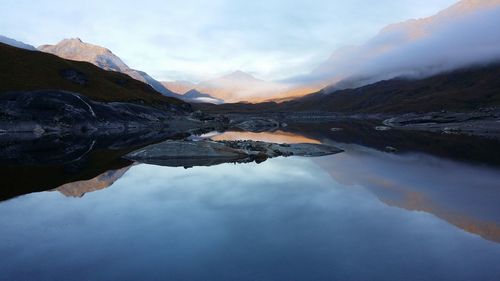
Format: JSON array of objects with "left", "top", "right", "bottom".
[{"left": 1, "top": 125, "right": 500, "bottom": 281}]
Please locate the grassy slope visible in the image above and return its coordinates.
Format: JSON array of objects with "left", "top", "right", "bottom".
[{"left": 0, "top": 43, "right": 185, "bottom": 108}]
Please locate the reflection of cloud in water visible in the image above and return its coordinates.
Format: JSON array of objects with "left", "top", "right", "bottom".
[
  {"left": 314, "top": 145, "right": 500, "bottom": 243},
  {"left": 2, "top": 156, "right": 500, "bottom": 280},
  {"left": 208, "top": 130, "right": 321, "bottom": 144}
]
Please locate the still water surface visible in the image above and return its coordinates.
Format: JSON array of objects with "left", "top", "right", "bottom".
[{"left": 1, "top": 130, "right": 500, "bottom": 281}]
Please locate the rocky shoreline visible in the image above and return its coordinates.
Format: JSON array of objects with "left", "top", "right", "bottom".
[
  {"left": 2, "top": 91, "right": 499, "bottom": 141},
  {"left": 0, "top": 90, "right": 229, "bottom": 138},
  {"left": 201, "top": 109, "right": 500, "bottom": 139},
  {"left": 382, "top": 109, "right": 500, "bottom": 138}
]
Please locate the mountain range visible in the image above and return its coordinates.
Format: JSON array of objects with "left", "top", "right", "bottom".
[
  {"left": 163, "top": 71, "right": 292, "bottom": 103},
  {"left": 0, "top": 42, "right": 184, "bottom": 108},
  {"left": 1, "top": 0, "right": 500, "bottom": 110},
  {"left": 37, "top": 38, "right": 230, "bottom": 104},
  {"left": 197, "top": 63, "right": 500, "bottom": 114},
  {"left": 168, "top": 0, "right": 500, "bottom": 103}
]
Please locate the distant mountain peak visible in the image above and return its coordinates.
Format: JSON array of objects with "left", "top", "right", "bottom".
[
  {"left": 192, "top": 70, "right": 291, "bottom": 102},
  {"left": 181, "top": 89, "right": 223, "bottom": 104},
  {"left": 184, "top": 89, "right": 203, "bottom": 96},
  {"left": 39, "top": 38, "right": 123, "bottom": 71},
  {"left": 61, "top": 37, "right": 83, "bottom": 43},
  {"left": 223, "top": 70, "right": 259, "bottom": 81},
  {"left": 39, "top": 37, "right": 113, "bottom": 64},
  {"left": 0, "top": 35, "right": 37, "bottom": 51}
]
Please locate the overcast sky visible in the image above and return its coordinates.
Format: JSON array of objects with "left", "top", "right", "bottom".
[{"left": 1, "top": 0, "right": 458, "bottom": 82}]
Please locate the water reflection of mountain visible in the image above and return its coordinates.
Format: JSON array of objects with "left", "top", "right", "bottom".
[
  {"left": 199, "top": 128, "right": 500, "bottom": 243},
  {"left": 0, "top": 130, "right": 177, "bottom": 201},
  {"left": 53, "top": 165, "right": 132, "bottom": 197},
  {"left": 314, "top": 146, "right": 500, "bottom": 243}
]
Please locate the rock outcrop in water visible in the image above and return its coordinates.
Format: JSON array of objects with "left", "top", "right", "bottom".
[{"left": 125, "top": 140, "right": 343, "bottom": 167}]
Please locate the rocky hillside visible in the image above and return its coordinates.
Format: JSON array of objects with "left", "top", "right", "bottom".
[{"left": 0, "top": 90, "right": 186, "bottom": 134}]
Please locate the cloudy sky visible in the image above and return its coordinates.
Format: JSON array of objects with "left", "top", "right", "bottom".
[{"left": 1, "top": 0, "right": 457, "bottom": 82}]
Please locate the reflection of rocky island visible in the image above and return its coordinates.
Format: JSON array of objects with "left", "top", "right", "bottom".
[
  {"left": 0, "top": 130, "right": 164, "bottom": 201},
  {"left": 0, "top": 129, "right": 339, "bottom": 201},
  {"left": 314, "top": 146, "right": 500, "bottom": 243},
  {"left": 53, "top": 165, "right": 132, "bottom": 197},
  {"left": 126, "top": 140, "right": 342, "bottom": 167}
]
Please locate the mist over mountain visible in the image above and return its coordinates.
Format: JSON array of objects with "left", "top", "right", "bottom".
[
  {"left": 296, "top": 0, "right": 500, "bottom": 93},
  {"left": 192, "top": 0, "right": 500, "bottom": 103},
  {"left": 196, "top": 71, "right": 288, "bottom": 103},
  {"left": 162, "top": 81, "right": 197, "bottom": 95},
  {"left": 164, "top": 71, "right": 292, "bottom": 103},
  {"left": 297, "top": 63, "right": 500, "bottom": 113},
  {"left": 4, "top": 0, "right": 500, "bottom": 105},
  {"left": 38, "top": 38, "right": 180, "bottom": 98}
]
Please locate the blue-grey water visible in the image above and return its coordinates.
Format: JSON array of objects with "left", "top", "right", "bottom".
[{"left": 1, "top": 131, "right": 500, "bottom": 281}]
